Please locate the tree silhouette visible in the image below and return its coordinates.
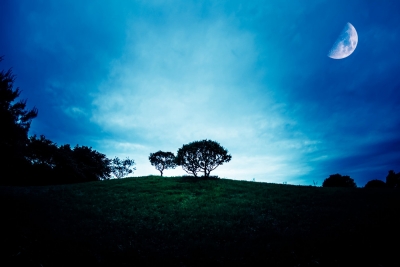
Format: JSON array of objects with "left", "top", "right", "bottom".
[
  {"left": 175, "top": 140, "right": 231, "bottom": 177},
  {"left": 386, "top": 170, "right": 400, "bottom": 188},
  {"left": 27, "top": 135, "right": 58, "bottom": 167},
  {"left": 149, "top": 151, "right": 176, "bottom": 177},
  {"left": 0, "top": 56, "right": 38, "bottom": 182},
  {"left": 322, "top": 174, "right": 357, "bottom": 188},
  {"left": 71, "top": 145, "right": 111, "bottom": 182},
  {"left": 110, "top": 157, "right": 136, "bottom": 179},
  {"left": 25, "top": 135, "right": 58, "bottom": 184},
  {"left": 364, "top": 179, "right": 386, "bottom": 188},
  {"left": 31, "top": 143, "right": 113, "bottom": 184}
]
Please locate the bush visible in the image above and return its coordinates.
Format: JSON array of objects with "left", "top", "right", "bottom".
[
  {"left": 364, "top": 179, "right": 386, "bottom": 188},
  {"left": 322, "top": 174, "right": 357, "bottom": 188}
]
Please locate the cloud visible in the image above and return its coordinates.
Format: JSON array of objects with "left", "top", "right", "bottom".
[
  {"left": 91, "top": 11, "right": 260, "bottom": 139},
  {"left": 88, "top": 4, "right": 320, "bottom": 182},
  {"left": 4, "top": 0, "right": 400, "bottom": 185}
]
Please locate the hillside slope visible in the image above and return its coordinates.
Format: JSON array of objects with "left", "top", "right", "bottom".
[{"left": 1, "top": 176, "right": 399, "bottom": 266}]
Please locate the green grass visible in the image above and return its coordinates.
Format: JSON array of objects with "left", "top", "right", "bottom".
[{"left": 1, "top": 176, "right": 399, "bottom": 266}]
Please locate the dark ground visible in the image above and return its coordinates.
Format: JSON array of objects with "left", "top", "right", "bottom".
[{"left": 1, "top": 177, "right": 399, "bottom": 266}]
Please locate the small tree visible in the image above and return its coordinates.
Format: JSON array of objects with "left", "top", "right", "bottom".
[
  {"left": 110, "top": 157, "right": 136, "bottom": 179},
  {"left": 322, "top": 173, "right": 357, "bottom": 188},
  {"left": 149, "top": 151, "right": 176, "bottom": 177},
  {"left": 175, "top": 139, "right": 232, "bottom": 178}
]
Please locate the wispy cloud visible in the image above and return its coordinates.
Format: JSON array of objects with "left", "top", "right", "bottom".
[
  {"left": 2, "top": 0, "right": 400, "bottom": 185},
  {"left": 89, "top": 6, "right": 317, "bottom": 181}
]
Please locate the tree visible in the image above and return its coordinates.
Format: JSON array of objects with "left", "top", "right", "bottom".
[
  {"left": 54, "top": 144, "right": 113, "bottom": 183},
  {"left": 110, "top": 157, "right": 136, "bottom": 179},
  {"left": 175, "top": 139, "right": 232, "bottom": 178},
  {"left": 386, "top": 170, "right": 400, "bottom": 188},
  {"left": 364, "top": 179, "right": 386, "bottom": 188},
  {"left": 0, "top": 56, "right": 38, "bottom": 181},
  {"left": 149, "top": 151, "right": 176, "bottom": 176},
  {"left": 52, "top": 144, "right": 88, "bottom": 184},
  {"left": 322, "top": 174, "right": 357, "bottom": 188},
  {"left": 71, "top": 145, "right": 112, "bottom": 181},
  {"left": 25, "top": 135, "right": 59, "bottom": 184},
  {"left": 26, "top": 134, "right": 58, "bottom": 167}
]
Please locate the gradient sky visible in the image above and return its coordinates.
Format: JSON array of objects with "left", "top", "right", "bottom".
[{"left": 1, "top": 0, "right": 400, "bottom": 186}]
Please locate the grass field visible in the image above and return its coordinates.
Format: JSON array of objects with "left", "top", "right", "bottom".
[{"left": 1, "top": 176, "right": 399, "bottom": 266}]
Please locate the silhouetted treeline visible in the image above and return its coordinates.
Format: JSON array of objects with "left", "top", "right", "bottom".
[
  {"left": 364, "top": 170, "right": 400, "bottom": 188},
  {"left": 1, "top": 56, "right": 133, "bottom": 185},
  {"left": 322, "top": 171, "right": 400, "bottom": 188},
  {"left": 385, "top": 170, "right": 400, "bottom": 188},
  {"left": 21, "top": 135, "right": 111, "bottom": 185}
]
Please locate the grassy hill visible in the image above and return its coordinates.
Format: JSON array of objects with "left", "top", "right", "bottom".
[{"left": 1, "top": 176, "right": 399, "bottom": 266}]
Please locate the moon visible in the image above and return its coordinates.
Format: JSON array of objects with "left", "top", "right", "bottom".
[{"left": 328, "top": 22, "right": 358, "bottom": 59}]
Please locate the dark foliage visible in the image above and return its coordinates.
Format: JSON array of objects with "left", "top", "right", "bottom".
[
  {"left": 24, "top": 135, "right": 112, "bottom": 184},
  {"left": 175, "top": 139, "right": 231, "bottom": 177},
  {"left": 0, "top": 56, "right": 38, "bottom": 182},
  {"left": 386, "top": 170, "right": 400, "bottom": 188},
  {"left": 69, "top": 145, "right": 111, "bottom": 182},
  {"left": 364, "top": 179, "right": 386, "bottom": 188},
  {"left": 51, "top": 144, "right": 111, "bottom": 183},
  {"left": 25, "top": 135, "right": 58, "bottom": 184},
  {"left": 0, "top": 57, "right": 115, "bottom": 185},
  {"left": 110, "top": 157, "right": 136, "bottom": 178},
  {"left": 322, "top": 173, "right": 357, "bottom": 188},
  {"left": 52, "top": 144, "right": 84, "bottom": 184},
  {"left": 149, "top": 151, "right": 176, "bottom": 176}
]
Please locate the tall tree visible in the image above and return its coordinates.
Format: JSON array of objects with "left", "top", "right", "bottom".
[{"left": 0, "top": 56, "right": 38, "bottom": 182}]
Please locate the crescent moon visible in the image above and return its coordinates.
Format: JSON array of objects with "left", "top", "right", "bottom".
[{"left": 328, "top": 22, "right": 358, "bottom": 59}]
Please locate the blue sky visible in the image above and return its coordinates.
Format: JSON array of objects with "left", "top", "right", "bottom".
[{"left": 1, "top": 0, "right": 400, "bottom": 186}]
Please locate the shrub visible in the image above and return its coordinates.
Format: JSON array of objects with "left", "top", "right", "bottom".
[
  {"left": 364, "top": 179, "right": 386, "bottom": 188},
  {"left": 322, "top": 174, "right": 357, "bottom": 188}
]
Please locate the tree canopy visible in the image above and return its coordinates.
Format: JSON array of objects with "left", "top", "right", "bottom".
[
  {"left": 175, "top": 139, "right": 231, "bottom": 177},
  {"left": 0, "top": 56, "right": 38, "bottom": 180},
  {"left": 386, "top": 170, "right": 400, "bottom": 188},
  {"left": 25, "top": 135, "right": 112, "bottom": 184},
  {"left": 149, "top": 151, "right": 176, "bottom": 176},
  {"left": 110, "top": 157, "right": 136, "bottom": 179},
  {"left": 364, "top": 179, "right": 386, "bottom": 188},
  {"left": 322, "top": 174, "right": 357, "bottom": 188}
]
